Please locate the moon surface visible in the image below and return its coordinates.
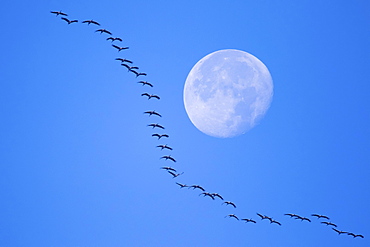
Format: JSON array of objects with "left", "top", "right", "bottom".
[{"left": 183, "top": 49, "right": 273, "bottom": 138}]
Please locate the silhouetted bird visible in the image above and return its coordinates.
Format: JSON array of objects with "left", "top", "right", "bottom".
[
  {"left": 147, "top": 123, "right": 165, "bottom": 129},
  {"left": 189, "top": 185, "right": 205, "bottom": 191},
  {"left": 160, "top": 155, "right": 176, "bottom": 162},
  {"left": 161, "top": 166, "right": 176, "bottom": 172},
  {"left": 112, "top": 44, "right": 129, "bottom": 51},
  {"left": 321, "top": 222, "right": 337, "bottom": 227},
  {"left": 141, "top": 93, "right": 160, "bottom": 100},
  {"left": 347, "top": 233, "right": 364, "bottom": 238},
  {"left": 138, "top": 81, "right": 153, "bottom": 87},
  {"left": 156, "top": 144, "right": 172, "bottom": 150},
  {"left": 95, "top": 29, "right": 112, "bottom": 35},
  {"left": 144, "top": 110, "right": 162, "bottom": 117},
  {"left": 107, "top": 37, "right": 122, "bottom": 42},
  {"left": 168, "top": 171, "right": 183, "bottom": 178},
  {"left": 116, "top": 58, "right": 132, "bottom": 63},
  {"left": 176, "top": 182, "right": 188, "bottom": 188},
  {"left": 225, "top": 214, "right": 239, "bottom": 220},
  {"left": 241, "top": 218, "right": 257, "bottom": 223},
  {"left": 312, "top": 214, "right": 330, "bottom": 220},
  {"left": 223, "top": 201, "right": 236, "bottom": 208},
  {"left": 61, "top": 17, "right": 78, "bottom": 24},
  {"left": 211, "top": 193, "right": 223, "bottom": 200},
  {"left": 152, "top": 133, "right": 169, "bottom": 139},
  {"left": 332, "top": 228, "right": 348, "bottom": 235},
  {"left": 199, "top": 192, "right": 215, "bottom": 200},
  {"left": 82, "top": 20, "right": 100, "bottom": 25},
  {"left": 51, "top": 11, "right": 67, "bottom": 16}
]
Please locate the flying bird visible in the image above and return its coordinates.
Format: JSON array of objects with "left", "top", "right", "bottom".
[
  {"left": 156, "top": 144, "right": 173, "bottom": 150},
  {"left": 107, "top": 37, "right": 122, "bottom": 42},
  {"left": 225, "top": 214, "right": 239, "bottom": 220},
  {"left": 347, "top": 233, "right": 364, "bottom": 238},
  {"left": 50, "top": 11, "right": 67, "bottom": 16},
  {"left": 82, "top": 20, "right": 100, "bottom": 25},
  {"left": 160, "top": 166, "right": 176, "bottom": 172},
  {"left": 112, "top": 44, "right": 129, "bottom": 51},
  {"left": 241, "top": 218, "right": 257, "bottom": 223},
  {"left": 160, "top": 155, "right": 176, "bottom": 162},
  {"left": 61, "top": 17, "right": 78, "bottom": 24},
  {"left": 211, "top": 193, "right": 224, "bottom": 200},
  {"left": 321, "top": 222, "right": 337, "bottom": 227},
  {"left": 152, "top": 133, "right": 169, "bottom": 139},
  {"left": 189, "top": 185, "right": 205, "bottom": 191},
  {"left": 222, "top": 201, "right": 236, "bottom": 208},
  {"left": 138, "top": 81, "right": 153, "bottom": 87},
  {"left": 115, "top": 58, "right": 132, "bottom": 63},
  {"left": 199, "top": 192, "right": 215, "bottom": 200},
  {"left": 147, "top": 123, "right": 165, "bottom": 129},
  {"left": 95, "top": 29, "right": 112, "bottom": 35},
  {"left": 168, "top": 171, "right": 183, "bottom": 178},
  {"left": 141, "top": 93, "right": 160, "bottom": 100},
  {"left": 332, "top": 228, "right": 348, "bottom": 235},
  {"left": 270, "top": 219, "right": 282, "bottom": 226},
  {"left": 176, "top": 182, "right": 188, "bottom": 188},
  {"left": 311, "top": 214, "right": 330, "bottom": 220},
  {"left": 144, "top": 110, "right": 162, "bottom": 117}
]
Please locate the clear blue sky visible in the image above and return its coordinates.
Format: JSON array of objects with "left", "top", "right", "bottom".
[{"left": 0, "top": 0, "right": 369, "bottom": 246}]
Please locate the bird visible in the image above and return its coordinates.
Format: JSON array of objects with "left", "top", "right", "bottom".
[
  {"left": 152, "top": 133, "right": 169, "bottom": 139},
  {"left": 270, "top": 219, "right": 282, "bottom": 226},
  {"left": 156, "top": 144, "right": 173, "bottom": 150},
  {"left": 176, "top": 182, "right": 188, "bottom": 188},
  {"left": 160, "top": 155, "right": 176, "bottom": 162},
  {"left": 138, "top": 81, "right": 153, "bottom": 87},
  {"left": 321, "top": 222, "right": 337, "bottom": 227},
  {"left": 347, "top": 233, "right": 364, "bottom": 238},
  {"left": 51, "top": 11, "right": 67, "bottom": 16},
  {"left": 168, "top": 171, "right": 183, "bottom": 178},
  {"left": 112, "top": 44, "right": 129, "bottom": 52},
  {"left": 257, "top": 213, "right": 271, "bottom": 221},
  {"left": 147, "top": 123, "right": 165, "bottom": 129},
  {"left": 222, "top": 201, "right": 236, "bottom": 208},
  {"left": 189, "top": 185, "right": 205, "bottom": 191},
  {"left": 225, "top": 214, "right": 239, "bottom": 220},
  {"left": 144, "top": 110, "right": 162, "bottom": 117},
  {"left": 141, "top": 93, "right": 160, "bottom": 100},
  {"left": 211, "top": 193, "right": 224, "bottom": 200},
  {"left": 82, "top": 20, "right": 100, "bottom": 25},
  {"left": 241, "top": 218, "right": 257, "bottom": 223},
  {"left": 61, "top": 17, "right": 78, "bottom": 24},
  {"left": 115, "top": 58, "right": 132, "bottom": 63},
  {"left": 199, "top": 192, "right": 215, "bottom": 200},
  {"left": 107, "top": 37, "right": 122, "bottom": 42},
  {"left": 311, "top": 214, "right": 330, "bottom": 220},
  {"left": 332, "top": 228, "right": 348, "bottom": 235},
  {"left": 95, "top": 29, "right": 112, "bottom": 35},
  {"left": 160, "top": 166, "right": 176, "bottom": 172},
  {"left": 284, "top": 213, "right": 299, "bottom": 218}
]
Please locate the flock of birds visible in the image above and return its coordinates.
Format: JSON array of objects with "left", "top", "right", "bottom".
[{"left": 51, "top": 10, "right": 364, "bottom": 240}]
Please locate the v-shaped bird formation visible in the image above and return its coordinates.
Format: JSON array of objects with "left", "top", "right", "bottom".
[{"left": 50, "top": 10, "right": 365, "bottom": 241}]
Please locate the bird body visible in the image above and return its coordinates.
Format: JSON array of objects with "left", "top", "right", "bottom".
[
  {"left": 144, "top": 110, "right": 162, "bottom": 117},
  {"left": 152, "top": 133, "right": 169, "bottom": 139},
  {"left": 160, "top": 155, "right": 176, "bottom": 162},
  {"left": 223, "top": 201, "right": 236, "bottom": 208},
  {"left": 61, "top": 17, "right": 78, "bottom": 24},
  {"left": 96, "top": 29, "right": 112, "bottom": 35},
  {"left": 148, "top": 123, "right": 165, "bottom": 129}
]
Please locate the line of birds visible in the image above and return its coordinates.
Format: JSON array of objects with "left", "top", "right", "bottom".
[{"left": 51, "top": 10, "right": 364, "bottom": 240}]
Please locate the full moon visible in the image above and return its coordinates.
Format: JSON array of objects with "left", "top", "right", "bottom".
[{"left": 183, "top": 49, "right": 273, "bottom": 138}]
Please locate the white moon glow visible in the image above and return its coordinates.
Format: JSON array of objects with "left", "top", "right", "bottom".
[{"left": 183, "top": 49, "right": 273, "bottom": 138}]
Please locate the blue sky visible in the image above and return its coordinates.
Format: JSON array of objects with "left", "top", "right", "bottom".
[{"left": 0, "top": 0, "right": 369, "bottom": 246}]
